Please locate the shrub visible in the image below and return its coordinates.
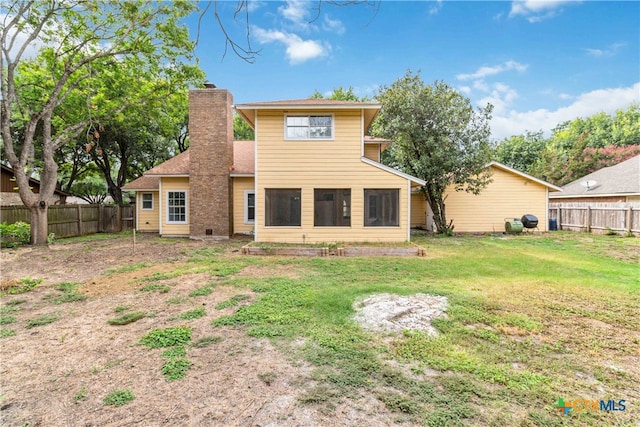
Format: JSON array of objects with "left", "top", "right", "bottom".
[{"left": 0, "top": 222, "right": 31, "bottom": 247}]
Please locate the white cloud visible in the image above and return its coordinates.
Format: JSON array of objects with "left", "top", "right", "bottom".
[
  {"left": 509, "top": 0, "right": 580, "bottom": 23},
  {"left": 429, "top": 0, "right": 443, "bottom": 15},
  {"left": 478, "top": 83, "right": 519, "bottom": 115},
  {"left": 456, "top": 60, "right": 527, "bottom": 81},
  {"left": 489, "top": 83, "right": 640, "bottom": 140},
  {"left": 323, "top": 15, "right": 345, "bottom": 36},
  {"left": 584, "top": 42, "right": 626, "bottom": 58},
  {"left": 252, "top": 27, "right": 328, "bottom": 64}
]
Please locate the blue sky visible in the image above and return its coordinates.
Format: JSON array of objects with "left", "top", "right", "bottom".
[{"left": 186, "top": 1, "right": 639, "bottom": 141}]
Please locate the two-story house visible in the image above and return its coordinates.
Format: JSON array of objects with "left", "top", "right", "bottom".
[
  {"left": 124, "top": 85, "right": 561, "bottom": 240},
  {"left": 123, "top": 85, "right": 425, "bottom": 243}
]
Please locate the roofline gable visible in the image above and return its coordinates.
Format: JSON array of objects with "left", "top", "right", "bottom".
[
  {"left": 360, "top": 157, "right": 426, "bottom": 185},
  {"left": 487, "top": 161, "right": 562, "bottom": 191}
]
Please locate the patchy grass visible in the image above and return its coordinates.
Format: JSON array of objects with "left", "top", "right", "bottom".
[
  {"left": 215, "top": 294, "right": 250, "bottom": 310},
  {"left": 192, "top": 336, "right": 222, "bottom": 348},
  {"left": 108, "top": 312, "right": 146, "bottom": 326},
  {"left": 103, "top": 388, "right": 135, "bottom": 407},
  {"left": 104, "top": 262, "right": 149, "bottom": 276},
  {"left": 53, "top": 282, "right": 87, "bottom": 304},
  {"left": 1, "top": 277, "right": 43, "bottom": 296},
  {"left": 179, "top": 307, "right": 205, "bottom": 320},
  {"left": 209, "top": 233, "right": 638, "bottom": 425},
  {"left": 0, "top": 328, "right": 16, "bottom": 338},
  {"left": 140, "top": 326, "right": 191, "bottom": 348},
  {"left": 139, "top": 283, "right": 170, "bottom": 293},
  {"left": 161, "top": 357, "right": 191, "bottom": 381},
  {"left": 26, "top": 315, "right": 59, "bottom": 329}
]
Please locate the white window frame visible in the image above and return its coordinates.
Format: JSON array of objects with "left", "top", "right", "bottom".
[
  {"left": 244, "top": 190, "right": 255, "bottom": 224},
  {"left": 141, "top": 193, "right": 154, "bottom": 210},
  {"left": 284, "top": 114, "right": 334, "bottom": 140},
  {"left": 166, "top": 190, "right": 187, "bottom": 224}
]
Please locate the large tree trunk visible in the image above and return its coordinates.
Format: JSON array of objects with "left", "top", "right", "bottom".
[
  {"left": 29, "top": 202, "right": 49, "bottom": 245},
  {"left": 424, "top": 186, "right": 453, "bottom": 234}
]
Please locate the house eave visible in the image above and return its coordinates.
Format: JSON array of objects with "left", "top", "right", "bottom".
[
  {"left": 360, "top": 157, "right": 426, "bottom": 186},
  {"left": 550, "top": 192, "right": 639, "bottom": 199}
]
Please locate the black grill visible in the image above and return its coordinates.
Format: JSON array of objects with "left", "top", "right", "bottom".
[{"left": 521, "top": 214, "right": 538, "bottom": 229}]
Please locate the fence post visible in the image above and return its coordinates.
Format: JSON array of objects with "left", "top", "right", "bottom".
[
  {"left": 116, "top": 205, "right": 122, "bottom": 232},
  {"left": 627, "top": 206, "right": 633, "bottom": 233},
  {"left": 77, "top": 204, "right": 83, "bottom": 235},
  {"left": 557, "top": 207, "right": 562, "bottom": 231},
  {"left": 586, "top": 206, "right": 591, "bottom": 232}
]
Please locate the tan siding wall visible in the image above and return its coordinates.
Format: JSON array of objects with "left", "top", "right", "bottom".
[
  {"left": 138, "top": 191, "right": 159, "bottom": 231},
  {"left": 411, "top": 193, "right": 428, "bottom": 228},
  {"left": 444, "top": 166, "right": 548, "bottom": 232},
  {"left": 232, "top": 177, "right": 255, "bottom": 234},
  {"left": 255, "top": 109, "right": 409, "bottom": 243},
  {"left": 160, "top": 177, "right": 190, "bottom": 236},
  {"left": 363, "top": 144, "right": 380, "bottom": 162}
]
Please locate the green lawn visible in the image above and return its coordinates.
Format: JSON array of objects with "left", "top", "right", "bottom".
[{"left": 210, "top": 232, "right": 639, "bottom": 426}]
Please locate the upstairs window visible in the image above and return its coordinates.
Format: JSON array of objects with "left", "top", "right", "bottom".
[{"left": 285, "top": 115, "right": 333, "bottom": 140}]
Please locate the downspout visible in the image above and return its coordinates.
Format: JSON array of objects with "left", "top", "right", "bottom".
[
  {"left": 159, "top": 180, "right": 163, "bottom": 236},
  {"left": 253, "top": 113, "right": 259, "bottom": 242},
  {"left": 407, "top": 180, "right": 412, "bottom": 241}
]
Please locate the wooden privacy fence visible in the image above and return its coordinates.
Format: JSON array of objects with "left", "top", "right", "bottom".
[
  {"left": 0, "top": 204, "right": 135, "bottom": 238},
  {"left": 549, "top": 203, "right": 640, "bottom": 235}
]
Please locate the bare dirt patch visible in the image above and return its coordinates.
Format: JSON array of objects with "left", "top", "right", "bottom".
[
  {"left": 0, "top": 235, "right": 412, "bottom": 426},
  {"left": 352, "top": 293, "right": 448, "bottom": 335}
]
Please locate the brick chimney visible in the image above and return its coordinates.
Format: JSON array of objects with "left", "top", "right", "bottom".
[{"left": 188, "top": 86, "right": 233, "bottom": 239}]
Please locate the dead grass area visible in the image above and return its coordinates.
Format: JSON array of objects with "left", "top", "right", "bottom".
[{"left": 0, "top": 234, "right": 408, "bottom": 427}]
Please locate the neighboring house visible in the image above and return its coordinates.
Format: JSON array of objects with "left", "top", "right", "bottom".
[
  {"left": 1, "top": 164, "right": 70, "bottom": 206},
  {"left": 549, "top": 155, "right": 640, "bottom": 204},
  {"left": 124, "top": 86, "right": 560, "bottom": 241}
]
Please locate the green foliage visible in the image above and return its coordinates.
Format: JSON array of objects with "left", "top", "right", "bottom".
[
  {"left": 0, "top": 316, "right": 15, "bottom": 325},
  {"left": 0, "top": 329, "right": 16, "bottom": 338},
  {"left": 2, "top": 278, "right": 42, "bottom": 295},
  {"left": 192, "top": 336, "right": 222, "bottom": 348},
  {"left": 188, "top": 286, "right": 214, "bottom": 297},
  {"left": 161, "top": 346, "right": 187, "bottom": 358},
  {"left": 26, "top": 315, "right": 59, "bottom": 328},
  {"left": 103, "top": 389, "right": 135, "bottom": 407},
  {"left": 309, "top": 86, "right": 367, "bottom": 101},
  {"left": 0, "top": 222, "right": 31, "bottom": 247},
  {"left": 140, "top": 326, "right": 191, "bottom": 348},
  {"left": 215, "top": 294, "right": 250, "bottom": 310},
  {"left": 54, "top": 282, "right": 87, "bottom": 304},
  {"left": 373, "top": 71, "right": 493, "bottom": 234},
  {"left": 179, "top": 307, "right": 205, "bottom": 320},
  {"left": 494, "top": 130, "right": 546, "bottom": 174},
  {"left": 234, "top": 114, "right": 255, "bottom": 140},
  {"left": 161, "top": 357, "right": 191, "bottom": 381},
  {"left": 139, "top": 284, "right": 170, "bottom": 293},
  {"left": 74, "top": 386, "right": 88, "bottom": 402},
  {"left": 108, "top": 312, "right": 146, "bottom": 326}
]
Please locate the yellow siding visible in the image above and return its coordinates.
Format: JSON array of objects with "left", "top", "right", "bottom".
[
  {"left": 411, "top": 192, "right": 428, "bottom": 228},
  {"left": 137, "top": 191, "right": 159, "bottom": 231},
  {"left": 363, "top": 144, "right": 380, "bottom": 162},
  {"left": 255, "top": 109, "right": 410, "bottom": 243},
  {"left": 444, "top": 166, "right": 549, "bottom": 233},
  {"left": 232, "top": 177, "right": 255, "bottom": 234},
  {"left": 160, "top": 177, "right": 190, "bottom": 236}
]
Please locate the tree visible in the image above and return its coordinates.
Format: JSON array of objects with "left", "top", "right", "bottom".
[
  {"left": 234, "top": 114, "right": 254, "bottom": 140},
  {"left": 309, "top": 86, "right": 366, "bottom": 101},
  {"left": 529, "top": 104, "right": 640, "bottom": 185},
  {"left": 373, "top": 71, "right": 493, "bottom": 234},
  {"left": 1, "top": 0, "right": 199, "bottom": 244},
  {"left": 494, "top": 130, "right": 546, "bottom": 174}
]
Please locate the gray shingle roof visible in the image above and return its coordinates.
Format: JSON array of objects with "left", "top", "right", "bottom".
[{"left": 550, "top": 155, "right": 640, "bottom": 198}]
